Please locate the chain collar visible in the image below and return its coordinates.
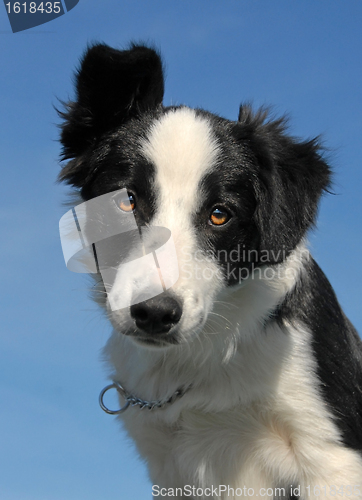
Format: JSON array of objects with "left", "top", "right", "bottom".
[{"left": 99, "top": 381, "right": 193, "bottom": 415}]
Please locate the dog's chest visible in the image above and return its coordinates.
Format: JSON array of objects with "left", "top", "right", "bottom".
[
  {"left": 113, "top": 321, "right": 362, "bottom": 496},
  {"left": 122, "top": 403, "right": 281, "bottom": 491},
  {"left": 122, "top": 391, "right": 362, "bottom": 498}
]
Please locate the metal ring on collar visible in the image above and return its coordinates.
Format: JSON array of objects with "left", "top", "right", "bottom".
[{"left": 99, "top": 382, "right": 130, "bottom": 414}]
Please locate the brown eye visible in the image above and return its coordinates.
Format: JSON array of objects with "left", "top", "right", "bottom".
[
  {"left": 115, "top": 193, "right": 135, "bottom": 213},
  {"left": 209, "top": 207, "right": 230, "bottom": 226}
]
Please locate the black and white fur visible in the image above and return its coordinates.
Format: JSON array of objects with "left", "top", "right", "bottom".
[{"left": 59, "top": 44, "right": 362, "bottom": 498}]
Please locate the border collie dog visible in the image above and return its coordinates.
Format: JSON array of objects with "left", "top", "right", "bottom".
[{"left": 59, "top": 44, "right": 362, "bottom": 498}]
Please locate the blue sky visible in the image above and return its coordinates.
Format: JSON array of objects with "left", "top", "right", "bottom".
[{"left": 0, "top": 1, "right": 361, "bottom": 498}]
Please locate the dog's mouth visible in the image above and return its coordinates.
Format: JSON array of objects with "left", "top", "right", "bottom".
[{"left": 129, "top": 330, "right": 181, "bottom": 348}]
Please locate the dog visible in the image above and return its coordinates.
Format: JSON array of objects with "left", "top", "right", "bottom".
[{"left": 58, "top": 43, "right": 362, "bottom": 498}]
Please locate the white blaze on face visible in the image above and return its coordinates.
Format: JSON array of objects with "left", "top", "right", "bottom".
[
  {"left": 141, "top": 108, "right": 220, "bottom": 219},
  {"left": 137, "top": 108, "right": 224, "bottom": 335}
]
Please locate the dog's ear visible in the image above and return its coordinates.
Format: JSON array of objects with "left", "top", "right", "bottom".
[
  {"left": 235, "top": 105, "right": 331, "bottom": 263},
  {"left": 59, "top": 43, "right": 164, "bottom": 161}
]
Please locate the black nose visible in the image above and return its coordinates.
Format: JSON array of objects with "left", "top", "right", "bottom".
[{"left": 130, "top": 294, "right": 182, "bottom": 335}]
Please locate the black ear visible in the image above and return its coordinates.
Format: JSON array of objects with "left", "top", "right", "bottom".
[
  {"left": 236, "top": 105, "right": 331, "bottom": 263},
  {"left": 59, "top": 43, "right": 164, "bottom": 160}
]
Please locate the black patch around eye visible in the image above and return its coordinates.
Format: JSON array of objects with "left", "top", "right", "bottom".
[
  {"left": 194, "top": 128, "right": 260, "bottom": 286},
  {"left": 194, "top": 196, "right": 259, "bottom": 286},
  {"left": 78, "top": 129, "right": 158, "bottom": 226}
]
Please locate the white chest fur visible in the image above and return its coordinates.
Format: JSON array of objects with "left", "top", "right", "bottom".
[{"left": 105, "top": 321, "right": 362, "bottom": 499}]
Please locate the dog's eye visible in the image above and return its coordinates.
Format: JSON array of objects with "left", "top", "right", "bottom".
[
  {"left": 209, "top": 207, "right": 231, "bottom": 226},
  {"left": 114, "top": 193, "right": 136, "bottom": 213}
]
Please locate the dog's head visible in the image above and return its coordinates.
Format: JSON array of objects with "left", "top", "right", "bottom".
[{"left": 59, "top": 43, "right": 331, "bottom": 349}]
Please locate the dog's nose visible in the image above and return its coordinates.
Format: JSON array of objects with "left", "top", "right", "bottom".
[{"left": 130, "top": 294, "right": 182, "bottom": 334}]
